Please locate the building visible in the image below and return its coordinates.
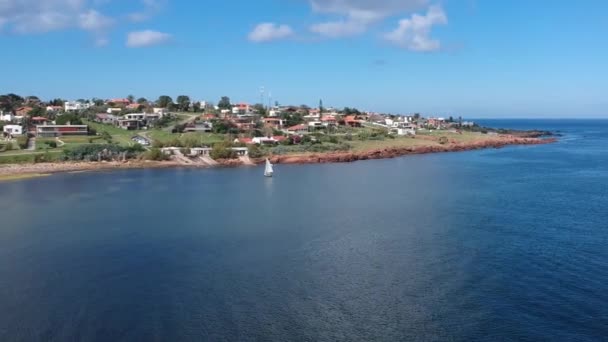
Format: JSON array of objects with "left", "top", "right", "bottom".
[
  {"left": 95, "top": 113, "right": 118, "bottom": 125},
  {"left": 64, "top": 101, "right": 89, "bottom": 112},
  {"left": 153, "top": 108, "right": 169, "bottom": 116},
  {"left": 3, "top": 125, "right": 23, "bottom": 136},
  {"left": 286, "top": 124, "right": 309, "bottom": 134},
  {"left": 343, "top": 115, "right": 362, "bottom": 127},
  {"left": 46, "top": 106, "right": 63, "bottom": 113},
  {"left": 31, "top": 116, "right": 50, "bottom": 125},
  {"left": 232, "top": 103, "right": 252, "bottom": 115},
  {"left": 36, "top": 125, "right": 88, "bottom": 137},
  {"left": 183, "top": 121, "right": 213, "bottom": 133},
  {"left": 107, "top": 107, "right": 122, "bottom": 114},
  {"left": 262, "top": 118, "right": 284, "bottom": 129},
  {"left": 126, "top": 103, "right": 142, "bottom": 110},
  {"left": 107, "top": 98, "right": 131, "bottom": 106},
  {"left": 0, "top": 112, "right": 15, "bottom": 122},
  {"left": 117, "top": 113, "right": 160, "bottom": 130},
  {"left": 15, "top": 107, "right": 33, "bottom": 116}
]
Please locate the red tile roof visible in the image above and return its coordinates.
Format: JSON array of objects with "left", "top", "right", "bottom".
[
  {"left": 31, "top": 116, "right": 49, "bottom": 121},
  {"left": 287, "top": 124, "right": 307, "bottom": 131}
]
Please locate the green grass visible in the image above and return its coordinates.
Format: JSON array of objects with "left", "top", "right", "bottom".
[
  {"left": 0, "top": 151, "right": 63, "bottom": 164},
  {"left": 147, "top": 131, "right": 226, "bottom": 146}
]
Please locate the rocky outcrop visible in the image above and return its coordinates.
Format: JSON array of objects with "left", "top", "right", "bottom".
[{"left": 250, "top": 137, "right": 556, "bottom": 166}]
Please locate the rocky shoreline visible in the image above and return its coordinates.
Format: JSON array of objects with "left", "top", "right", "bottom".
[{"left": 0, "top": 136, "right": 556, "bottom": 179}]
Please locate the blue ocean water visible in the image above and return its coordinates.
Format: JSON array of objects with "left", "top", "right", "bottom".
[{"left": 0, "top": 119, "right": 606, "bottom": 341}]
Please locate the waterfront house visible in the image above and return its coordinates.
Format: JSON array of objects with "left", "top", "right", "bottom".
[{"left": 36, "top": 124, "right": 88, "bottom": 138}]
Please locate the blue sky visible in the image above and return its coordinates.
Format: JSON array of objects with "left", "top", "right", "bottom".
[{"left": 1, "top": 0, "right": 607, "bottom": 118}]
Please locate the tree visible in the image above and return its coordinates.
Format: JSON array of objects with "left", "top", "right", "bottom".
[
  {"left": 127, "top": 95, "right": 135, "bottom": 103},
  {"left": 319, "top": 99, "right": 324, "bottom": 115},
  {"left": 55, "top": 113, "right": 82, "bottom": 125},
  {"left": 176, "top": 95, "right": 191, "bottom": 112},
  {"left": 253, "top": 103, "right": 267, "bottom": 116},
  {"left": 157, "top": 95, "right": 173, "bottom": 108},
  {"left": 0, "top": 93, "right": 24, "bottom": 112},
  {"left": 92, "top": 98, "right": 104, "bottom": 106},
  {"left": 49, "top": 98, "right": 65, "bottom": 106},
  {"left": 192, "top": 102, "right": 201, "bottom": 112},
  {"left": 218, "top": 96, "right": 231, "bottom": 109},
  {"left": 137, "top": 97, "right": 148, "bottom": 105},
  {"left": 28, "top": 106, "right": 46, "bottom": 117}
]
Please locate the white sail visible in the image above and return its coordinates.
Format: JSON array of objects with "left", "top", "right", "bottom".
[{"left": 264, "top": 159, "right": 273, "bottom": 177}]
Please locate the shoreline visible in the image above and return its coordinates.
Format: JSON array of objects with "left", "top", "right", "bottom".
[{"left": 0, "top": 136, "right": 556, "bottom": 180}]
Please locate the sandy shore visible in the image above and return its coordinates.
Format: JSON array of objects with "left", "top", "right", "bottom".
[{"left": 0, "top": 136, "right": 556, "bottom": 180}]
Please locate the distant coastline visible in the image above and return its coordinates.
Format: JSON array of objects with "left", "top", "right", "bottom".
[{"left": 0, "top": 133, "right": 556, "bottom": 181}]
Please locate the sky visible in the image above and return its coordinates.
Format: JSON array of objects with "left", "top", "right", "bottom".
[{"left": 1, "top": 0, "right": 607, "bottom": 118}]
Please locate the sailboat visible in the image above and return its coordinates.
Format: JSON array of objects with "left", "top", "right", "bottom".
[{"left": 264, "top": 158, "right": 274, "bottom": 177}]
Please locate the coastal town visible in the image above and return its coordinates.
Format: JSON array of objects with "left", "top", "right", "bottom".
[{"left": 0, "top": 93, "right": 553, "bottom": 178}]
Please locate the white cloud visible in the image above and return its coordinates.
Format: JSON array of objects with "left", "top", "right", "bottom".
[
  {"left": 126, "top": 30, "right": 172, "bottom": 47},
  {"left": 384, "top": 5, "right": 447, "bottom": 52},
  {"left": 79, "top": 9, "right": 113, "bottom": 31},
  {"left": 128, "top": 0, "right": 164, "bottom": 22},
  {"left": 309, "top": 0, "right": 429, "bottom": 37},
  {"left": 248, "top": 23, "right": 294, "bottom": 42}
]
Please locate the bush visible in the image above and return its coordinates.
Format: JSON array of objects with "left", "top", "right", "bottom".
[
  {"left": 142, "top": 148, "right": 169, "bottom": 161},
  {"left": 16, "top": 136, "right": 29, "bottom": 149},
  {"left": 210, "top": 142, "right": 237, "bottom": 159},
  {"left": 248, "top": 144, "right": 266, "bottom": 158},
  {"left": 44, "top": 141, "right": 57, "bottom": 148},
  {"left": 62, "top": 144, "right": 143, "bottom": 161},
  {"left": 438, "top": 136, "right": 449, "bottom": 145}
]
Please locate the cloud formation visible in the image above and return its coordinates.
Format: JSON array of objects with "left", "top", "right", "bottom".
[
  {"left": 384, "top": 5, "right": 447, "bottom": 51},
  {"left": 0, "top": 0, "right": 169, "bottom": 46},
  {"left": 309, "top": 0, "right": 429, "bottom": 38},
  {"left": 248, "top": 23, "right": 294, "bottom": 42},
  {"left": 126, "top": 30, "right": 172, "bottom": 47}
]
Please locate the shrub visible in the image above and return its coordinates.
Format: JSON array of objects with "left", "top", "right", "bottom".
[
  {"left": 210, "top": 142, "right": 237, "bottom": 159},
  {"left": 438, "top": 136, "right": 449, "bottom": 145},
  {"left": 248, "top": 144, "right": 266, "bottom": 158},
  {"left": 143, "top": 148, "right": 169, "bottom": 161},
  {"left": 16, "top": 136, "right": 29, "bottom": 149},
  {"left": 44, "top": 141, "right": 58, "bottom": 148}
]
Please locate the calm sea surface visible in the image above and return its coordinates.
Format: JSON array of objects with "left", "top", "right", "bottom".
[{"left": 0, "top": 119, "right": 607, "bottom": 341}]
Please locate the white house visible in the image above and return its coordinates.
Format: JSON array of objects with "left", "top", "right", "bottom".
[
  {"left": 3, "top": 125, "right": 23, "bottom": 136},
  {"left": 64, "top": 101, "right": 90, "bottom": 112},
  {"left": 0, "top": 112, "right": 15, "bottom": 122},
  {"left": 107, "top": 107, "right": 122, "bottom": 114},
  {"left": 152, "top": 107, "right": 169, "bottom": 116}
]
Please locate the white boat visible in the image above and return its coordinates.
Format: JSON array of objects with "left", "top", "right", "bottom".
[{"left": 264, "top": 158, "right": 274, "bottom": 177}]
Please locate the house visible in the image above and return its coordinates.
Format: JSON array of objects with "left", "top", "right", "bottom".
[
  {"left": 3, "top": 125, "right": 23, "bottom": 136},
  {"left": 46, "top": 106, "right": 63, "bottom": 113},
  {"left": 392, "top": 126, "right": 416, "bottom": 136},
  {"left": 31, "top": 116, "right": 50, "bottom": 125},
  {"left": 117, "top": 113, "right": 159, "bottom": 130},
  {"left": 153, "top": 108, "right": 169, "bottom": 116},
  {"left": 343, "top": 115, "right": 362, "bottom": 127},
  {"left": 15, "top": 107, "right": 33, "bottom": 116},
  {"left": 126, "top": 103, "right": 142, "bottom": 110},
  {"left": 308, "top": 121, "right": 324, "bottom": 129},
  {"left": 64, "top": 101, "right": 89, "bottom": 112},
  {"left": 183, "top": 121, "right": 213, "bottom": 133},
  {"left": 95, "top": 113, "right": 118, "bottom": 125},
  {"left": 251, "top": 136, "right": 286, "bottom": 145},
  {"left": 36, "top": 125, "right": 88, "bottom": 137},
  {"left": 262, "top": 118, "right": 284, "bottom": 129},
  {"left": 232, "top": 103, "right": 252, "bottom": 115},
  {"left": 107, "top": 98, "right": 131, "bottom": 106},
  {"left": 321, "top": 116, "right": 338, "bottom": 126},
  {"left": 231, "top": 116, "right": 255, "bottom": 131},
  {"left": 0, "top": 112, "right": 15, "bottom": 122},
  {"left": 286, "top": 124, "right": 309, "bottom": 134},
  {"left": 107, "top": 107, "right": 122, "bottom": 114}
]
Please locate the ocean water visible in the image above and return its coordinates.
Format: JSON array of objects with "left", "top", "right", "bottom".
[{"left": 0, "top": 119, "right": 606, "bottom": 341}]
